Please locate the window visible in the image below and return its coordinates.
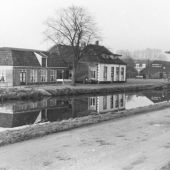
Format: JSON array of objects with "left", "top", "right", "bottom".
[
  {"left": 116, "top": 67, "right": 119, "bottom": 75},
  {"left": 103, "top": 66, "right": 107, "bottom": 79},
  {"left": 0, "top": 69, "right": 6, "bottom": 82},
  {"left": 50, "top": 70, "right": 55, "bottom": 82},
  {"left": 110, "top": 95, "right": 114, "bottom": 109},
  {"left": 136, "top": 64, "right": 139, "bottom": 68},
  {"left": 103, "top": 96, "right": 107, "bottom": 110},
  {"left": 115, "top": 95, "right": 119, "bottom": 108},
  {"left": 57, "top": 69, "right": 63, "bottom": 79},
  {"left": 90, "top": 97, "right": 96, "bottom": 106},
  {"left": 116, "top": 67, "right": 119, "bottom": 80},
  {"left": 120, "top": 96, "right": 124, "bottom": 107},
  {"left": 30, "top": 69, "right": 37, "bottom": 83},
  {"left": 91, "top": 70, "right": 96, "bottom": 78},
  {"left": 20, "top": 70, "right": 26, "bottom": 83},
  {"left": 111, "top": 67, "right": 114, "bottom": 80},
  {"left": 42, "top": 58, "right": 47, "bottom": 67},
  {"left": 121, "top": 67, "right": 124, "bottom": 80},
  {"left": 41, "top": 69, "right": 47, "bottom": 82}
]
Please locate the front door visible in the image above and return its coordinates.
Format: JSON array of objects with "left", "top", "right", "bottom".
[{"left": 20, "top": 70, "right": 26, "bottom": 85}]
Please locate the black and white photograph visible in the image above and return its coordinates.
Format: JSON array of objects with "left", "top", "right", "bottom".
[{"left": 0, "top": 0, "right": 170, "bottom": 169}]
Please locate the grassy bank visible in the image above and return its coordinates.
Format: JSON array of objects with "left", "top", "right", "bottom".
[
  {"left": 0, "top": 101, "right": 170, "bottom": 147},
  {"left": 0, "top": 79, "right": 168, "bottom": 101}
]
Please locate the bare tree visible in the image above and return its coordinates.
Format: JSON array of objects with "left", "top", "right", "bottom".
[{"left": 45, "top": 6, "right": 98, "bottom": 85}]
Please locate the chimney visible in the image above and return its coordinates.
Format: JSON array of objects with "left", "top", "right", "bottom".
[{"left": 95, "top": 41, "right": 99, "bottom": 46}]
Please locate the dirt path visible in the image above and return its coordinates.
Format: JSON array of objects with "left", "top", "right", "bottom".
[{"left": 1, "top": 107, "right": 170, "bottom": 170}]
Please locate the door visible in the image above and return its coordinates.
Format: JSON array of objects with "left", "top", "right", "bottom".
[{"left": 20, "top": 70, "right": 26, "bottom": 85}]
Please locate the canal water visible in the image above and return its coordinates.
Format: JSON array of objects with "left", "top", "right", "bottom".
[{"left": 0, "top": 89, "right": 169, "bottom": 131}]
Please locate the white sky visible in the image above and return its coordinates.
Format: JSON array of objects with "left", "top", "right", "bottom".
[{"left": 1, "top": 0, "right": 170, "bottom": 52}]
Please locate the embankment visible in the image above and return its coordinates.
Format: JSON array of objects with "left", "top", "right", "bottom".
[{"left": 0, "top": 82, "right": 167, "bottom": 101}]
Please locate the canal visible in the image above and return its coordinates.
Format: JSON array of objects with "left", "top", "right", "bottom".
[{"left": 0, "top": 89, "right": 169, "bottom": 131}]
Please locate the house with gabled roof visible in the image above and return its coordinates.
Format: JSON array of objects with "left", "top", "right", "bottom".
[
  {"left": 78, "top": 43, "right": 127, "bottom": 83},
  {"left": 0, "top": 47, "right": 70, "bottom": 86},
  {"left": 49, "top": 41, "right": 127, "bottom": 83}
]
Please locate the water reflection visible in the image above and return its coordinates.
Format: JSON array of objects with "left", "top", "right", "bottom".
[{"left": 0, "top": 90, "right": 169, "bottom": 129}]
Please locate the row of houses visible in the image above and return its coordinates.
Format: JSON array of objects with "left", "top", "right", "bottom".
[{"left": 0, "top": 41, "right": 127, "bottom": 86}]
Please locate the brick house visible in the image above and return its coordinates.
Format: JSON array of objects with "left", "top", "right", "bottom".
[{"left": 0, "top": 47, "right": 70, "bottom": 86}]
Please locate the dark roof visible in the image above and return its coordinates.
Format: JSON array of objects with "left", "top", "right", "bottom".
[
  {"left": 83, "top": 44, "right": 114, "bottom": 56},
  {"left": 81, "top": 44, "right": 125, "bottom": 65},
  {"left": 0, "top": 47, "right": 67, "bottom": 67},
  {"left": 47, "top": 53, "right": 68, "bottom": 67},
  {"left": 0, "top": 47, "right": 43, "bottom": 66},
  {"left": 12, "top": 50, "right": 41, "bottom": 66},
  {"left": 49, "top": 45, "right": 74, "bottom": 65},
  {"left": 49, "top": 44, "right": 126, "bottom": 65}
]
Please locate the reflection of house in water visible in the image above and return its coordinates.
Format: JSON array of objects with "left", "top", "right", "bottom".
[
  {"left": 0, "top": 93, "right": 126, "bottom": 128},
  {"left": 142, "top": 90, "right": 170, "bottom": 103},
  {"left": 0, "top": 98, "right": 72, "bottom": 128},
  {"left": 0, "top": 96, "right": 92, "bottom": 128},
  {"left": 88, "top": 94, "right": 125, "bottom": 113}
]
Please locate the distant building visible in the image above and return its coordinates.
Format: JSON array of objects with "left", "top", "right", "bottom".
[
  {"left": 141, "top": 60, "right": 170, "bottom": 79},
  {"left": 134, "top": 59, "right": 148, "bottom": 77}
]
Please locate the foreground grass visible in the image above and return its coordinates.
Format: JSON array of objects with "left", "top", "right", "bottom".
[{"left": 0, "top": 101, "right": 170, "bottom": 147}]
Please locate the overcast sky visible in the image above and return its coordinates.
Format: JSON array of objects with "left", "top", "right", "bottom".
[{"left": 1, "top": 0, "right": 170, "bottom": 52}]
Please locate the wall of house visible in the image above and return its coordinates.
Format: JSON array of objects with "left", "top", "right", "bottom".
[
  {"left": 13, "top": 67, "right": 41, "bottom": 86},
  {"left": 88, "top": 63, "right": 98, "bottom": 81},
  {"left": 13, "top": 67, "right": 70, "bottom": 86},
  {"left": 98, "top": 64, "right": 126, "bottom": 82},
  {"left": 0, "top": 66, "right": 13, "bottom": 87}
]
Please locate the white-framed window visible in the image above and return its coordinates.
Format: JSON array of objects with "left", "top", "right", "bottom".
[
  {"left": 40, "top": 69, "right": 47, "bottom": 82},
  {"left": 50, "top": 70, "right": 55, "bottom": 82},
  {"left": 116, "top": 67, "right": 119, "bottom": 80},
  {"left": 121, "top": 67, "right": 124, "bottom": 80},
  {"left": 90, "top": 97, "right": 96, "bottom": 106},
  {"left": 30, "top": 69, "right": 37, "bottom": 83},
  {"left": 103, "top": 66, "right": 107, "bottom": 79},
  {"left": 111, "top": 67, "right": 114, "bottom": 80},
  {"left": 110, "top": 95, "right": 114, "bottom": 109},
  {"left": 103, "top": 96, "right": 107, "bottom": 110},
  {"left": 120, "top": 95, "right": 124, "bottom": 107},
  {"left": 0, "top": 69, "right": 6, "bottom": 82},
  {"left": 115, "top": 95, "right": 119, "bottom": 108}
]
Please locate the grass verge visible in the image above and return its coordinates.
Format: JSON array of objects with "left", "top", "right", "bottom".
[{"left": 0, "top": 83, "right": 167, "bottom": 101}]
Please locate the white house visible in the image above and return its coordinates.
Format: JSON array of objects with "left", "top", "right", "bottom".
[{"left": 76, "top": 42, "right": 127, "bottom": 83}]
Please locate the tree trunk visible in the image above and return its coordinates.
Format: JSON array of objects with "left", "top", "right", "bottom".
[{"left": 71, "top": 66, "right": 76, "bottom": 86}]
